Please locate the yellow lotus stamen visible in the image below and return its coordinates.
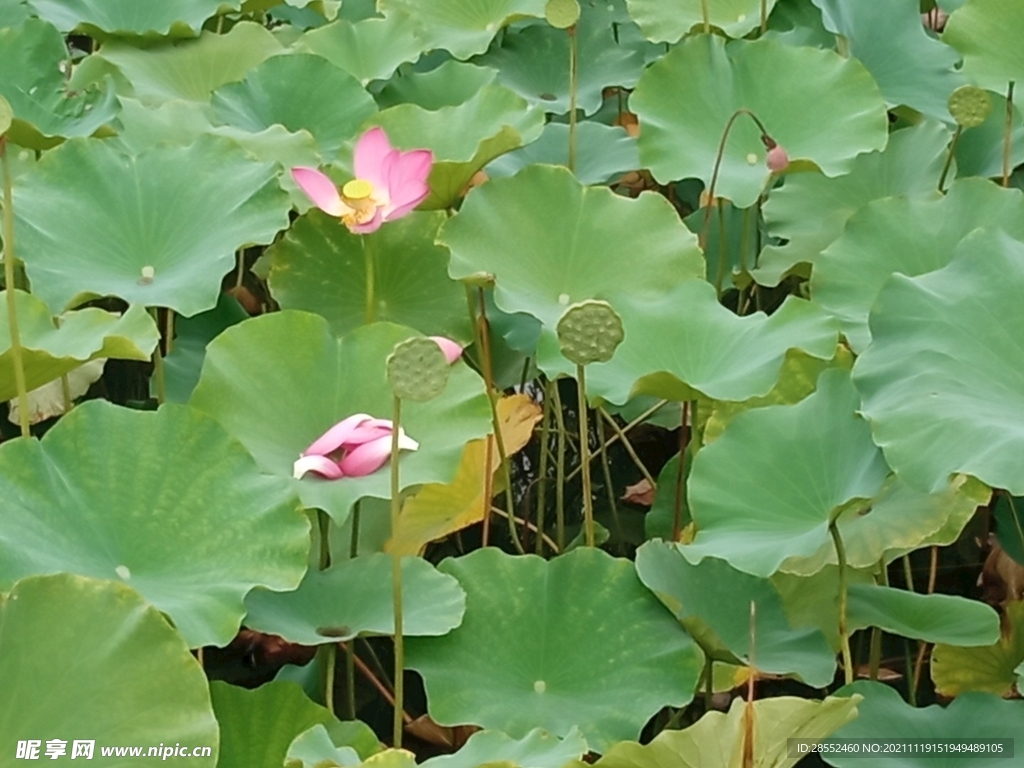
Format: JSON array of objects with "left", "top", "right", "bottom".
[{"left": 342, "top": 179, "right": 374, "bottom": 201}]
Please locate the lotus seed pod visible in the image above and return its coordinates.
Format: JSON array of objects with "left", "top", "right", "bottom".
[
  {"left": 545, "top": 0, "right": 580, "bottom": 29},
  {"left": 948, "top": 85, "right": 992, "bottom": 129},
  {"left": 766, "top": 144, "right": 789, "bottom": 172},
  {"left": 387, "top": 336, "right": 450, "bottom": 402},
  {"left": 556, "top": 300, "right": 624, "bottom": 365}
]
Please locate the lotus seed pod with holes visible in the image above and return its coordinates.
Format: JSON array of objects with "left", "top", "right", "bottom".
[
  {"left": 0, "top": 95, "right": 11, "bottom": 135},
  {"left": 545, "top": 0, "right": 580, "bottom": 29},
  {"left": 556, "top": 300, "right": 624, "bottom": 365},
  {"left": 948, "top": 85, "right": 992, "bottom": 129},
  {"left": 387, "top": 337, "right": 450, "bottom": 402}
]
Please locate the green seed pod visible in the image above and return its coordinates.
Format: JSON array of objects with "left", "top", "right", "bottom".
[
  {"left": 387, "top": 336, "right": 450, "bottom": 402},
  {"left": 545, "top": 0, "right": 580, "bottom": 29},
  {"left": 948, "top": 85, "right": 992, "bottom": 129},
  {"left": 556, "top": 299, "right": 624, "bottom": 365}
]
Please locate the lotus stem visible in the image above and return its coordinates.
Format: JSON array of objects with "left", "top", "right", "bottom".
[
  {"left": 363, "top": 235, "right": 376, "bottom": 324},
  {"left": 344, "top": 500, "right": 360, "bottom": 719},
  {"left": 150, "top": 308, "right": 166, "bottom": 405},
  {"left": 672, "top": 402, "right": 689, "bottom": 542},
  {"left": 389, "top": 394, "right": 405, "bottom": 747},
  {"left": 1004, "top": 82, "right": 1015, "bottom": 188},
  {"left": 568, "top": 25, "right": 579, "bottom": 173},
  {"left": 760, "top": 0, "right": 768, "bottom": 34},
  {"left": 911, "top": 546, "right": 940, "bottom": 700},
  {"left": 535, "top": 379, "right": 554, "bottom": 554},
  {"left": 566, "top": 399, "right": 669, "bottom": 483},
  {"left": 553, "top": 381, "right": 567, "bottom": 549},
  {"left": 576, "top": 363, "right": 596, "bottom": 547},
  {"left": 324, "top": 643, "right": 337, "bottom": 715},
  {"left": 700, "top": 0, "right": 710, "bottom": 33},
  {"left": 830, "top": 521, "right": 854, "bottom": 685},
  {"left": 938, "top": 125, "right": 962, "bottom": 193},
  {"left": 599, "top": 418, "right": 622, "bottom": 547},
  {"left": 598, "top": 407, "right": 656, "bottom": 488},
  {"left": 1, "top": 135, "right": 29, "bottom": 438}
]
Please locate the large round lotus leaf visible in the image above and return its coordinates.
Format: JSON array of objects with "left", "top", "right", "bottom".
[
  {"left": 476, "top": 2, "right": 651, "bottom": 116},
  {"left": 846, "top": 584, "right": 1000, "bottom": 646},
  {"left": 297, "top": 13, "right": 426, "bottom": 85},
  {"left": 406, "top": 547, "right": 703, "bottom": 752},
  {"left": 812, "top": 179, "right": 1024, "bottom": 352},
  {"left": 487, "top": 122, "right": 639, "bottom": 186},
  {"left": 0, "top": 291, "right": 158, "bottom": 402},
  {"left": 376, "top": 60, "right": 498, "bottom": 111},
  {"left": 211, "top": 681, "right": 335, "bottom": 768},
  {"left": 14, "top": 135, "right": 291, "bottom": 316},
  {"left": 779, "top": 474, "right": 990, "bottom": 576},
  {"left": 422, "top": 728, "right": 587, "bottom": 768},
  {"left": 630, "top": 35, "right": 888, "bottom": 209},
  {"left": 853, "top": 228, "right": 1024, "bottom": 495},
  {"left": 26, "top": 0, "right": 234, "bottom": 36},
  {"left": 579, "top": 695, "right": 859, "bottom": 768},
  {"left": 0, "top": 574, "right": 218, "bottom": 765},
  {"left": 377, "top": 0, "right": 546, "bottom": 59},
  {"left": 370, "top": 84, "right": 544, "bottom": 210},
  {"left": 0, "top": 18, "right": 118, "bottom": 149},
  {"left": 189, "top": 314, "right": 492, "bottom": 524},
  {"left": 827, "top": 680, "right": 1020, "bottom": 768},
  {"left": 0, "top": 401, "right": 309, "bottom": 647},
  {"left": 626, "top": 0, "right": 779, "bottom": 41},
  {"left": 635, "top": 541, "right": 836, "bottom": 687},
  {"left": 755, "top": 121, "right": 949, "bottom": 286},
  {"left": 994, "top": 493, "right": 1024, "bottom": 564},
  {"left": 266, "top": 211, "right": 469, "bottom": 340},
  {"left": 930, "top": 600, "right": 1024, "bottom": 698},
  {"left": 0, "top": 0, "right": 29, "bottom": 26},
  {"left": 682, "top": 370, "right": 889, "bottom": 578},
  {"left": 542, "top": 283, "right": 838, "bottom": 404},
  {"left": 770, "top": 566, "right": 876, "bottom": 651},
  {"left": 244, "top": 553, "right": 465, "bottom": 644},
  {"left": 442, "top": 164, "right": 704, "bottom": 343},
  {"left": 954, "top": 92, "right": 1024, "bottom": 179},
  {"left": 285, "top": 720, "right": 382, "bottom": 768},
  {"left": 944, "top": 0, "right": 1024, "bottom": 92},
  {"left": 210, "top": 53, "right": 377, "bottom": 161},
  {"left": 810, "top": 0, "right": 963, "bottom": 121},
  {"left": 81, "top": 22, "right": 283, "bottom": 104}
]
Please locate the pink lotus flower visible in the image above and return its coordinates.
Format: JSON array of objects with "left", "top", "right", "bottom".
[
  {"left": 293, "top": 413, "right": 419, "bottom": 480},
  {"left": 291, "top": 127, "right": 433, "bottom": 234}
]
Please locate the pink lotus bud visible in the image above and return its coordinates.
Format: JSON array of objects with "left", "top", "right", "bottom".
[{"left": 766, "top": 144, "right": 789, "bottom": 172}]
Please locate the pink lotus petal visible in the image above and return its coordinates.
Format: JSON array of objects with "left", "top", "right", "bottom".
[
  {"left": 293, "top": 454, "right": 345, "bottom": 480},
  {"left": 348, "top": 207, "right": 384, "bottom": 234},
  {"left": 304, "top": 413, "right": 373, "bottom": 456},
  {"left": 353, "top": 128, "right": 395, "bottom": 191},
  {"left": 345, "top": 421, "right": 394, "bottom": 446},
  {"left": 292, "top": 167, "right": 346, "bottom": 216},
  {"left": 338, "top": 435, "right": 394, "bottom": 477},
  {"left": 429, "top": 336, "right": 463, "bottom": 364},
  {"left": 384, "top": 149, "right": 433, "bottom": 218}
]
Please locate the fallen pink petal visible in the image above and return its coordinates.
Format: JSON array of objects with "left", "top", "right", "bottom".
[
  {"left": 429, "top": 336, "right": 464, "bottom": 364},
  {"left": 291, "top": 127, "right": 433, "bottom": 234},
  {"left": 293, "top": 415, "right": 419, "bottom": 480}
]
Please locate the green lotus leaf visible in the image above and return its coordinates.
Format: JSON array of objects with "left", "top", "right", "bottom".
[
  {"left": 779, "top": 474, "right": 991, "bottom": 576},
  {"left": 370, "top": 84, "right": 544, "bottom": 209},
  {"left": 954, "top": 92, "right": 1024, "bottom": 179},
  {"left": 0, "top": 291, "right": 158, "bottom": 402},
  {"left": 244, "top": 553, "right": 465, "bottom": 644},
  {"left": 930, "top": 600, "right": 1024, "bottom": 698},
  {"left": 810, "top": 0, "right": 964, "bottom": 121},
  {"left": 0, "top": 401, "right": 309, "bottom": 647},
  {"left": 847, "top": 584, "right": 1000, "bottom": 646},
  {"left": 162, "top": 293, "right": 250, "bottom": 404},
  {"left": 14, "top": 135, "right": 291, "bottom": 316},
  {"left": 626, "top": 0, "right": 779, "bottom": 41},
  {"left": 298, "top": 11, "right": 426, "bottom": 84},
  {"left": 770, "top": 566, "right": 876, "bottom": 651},
  {"left": 377, "top": 0, "right": 547, "bottom": 59},
  {"left": 376, "top": 60, "right": 498, "bottom": 111},
  {"left": 266, "top": 211, "right": 470, "bottom": 340},
  {"left": 544, "top": 283, "right": 838, "bottom": 405},
  {"left": 0, "top": 18, "right": 118, "bottom": 149},
  {"left": 0, "top": 0, "right": 30, "bottom": 26},
  {"left": 579, "top": 695, "right": 859, "bottom": 768},
  {"left": 406, "top": 548, "right": 703, "bottom": 752},
  {"left": 81, "top": 22, "right": 283, "bottom": 104},
  {"left": 853, "top": 228, "right": 1024, "bottom": 495},
  {"left": 286, "top": 725, "right": 360, "bottom": 768},
  {"left": 812, "top": 179, "right": 1024, "bottom": 352},
  {"left": 189, "top": 314, "right": 492, "bottom": 524},
  {"left": 943, "top": 0, "right": 1024, "bottom": 92},
  {"left": 442, "top": 164, "right": 704, "bottom": 353},
  {"left": 487, "top": 122, "right": 639, "bottom": 186},
  {"left": 827, "top": 680, "right": 1020, "bottom": 767},
  {"left": 635, "top": 541, "right": 836, "bottom": 687},
  {"left": 421, "top": 728, "right": 587, "bottom": 768},
  {"left": 212, "top": 681, "right": 338, "bottom": 768},
  {"left": 681, "top": 370, "right": 889, "bottom": 578},
  {"left": 477, "top": 1, "right": 652, "bottom": 116},
  {"left": 755, "top": 121, "right": 949, "bottom": 287},
  {"left": 26, "top": 0, "right": 235, "bottom": 36},
  {"left": 0, "top": 574, "right": 218, "bottom": 764},
  {"left": 993, "top": 493, "right": 1024, "bottom": 565},
  {"left": 762, "top": 0, "right": 833, "bottom": 48},
  {"left": 631, "top": 35, "right": 888, "bottom": 209},
  {"left": 210, "top": 53, "right": 377, "bottom": 162}
]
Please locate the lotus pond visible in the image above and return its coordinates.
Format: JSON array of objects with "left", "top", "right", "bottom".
[{"left": 1, "top": 0, "right": 1023, "bottom": 765}]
